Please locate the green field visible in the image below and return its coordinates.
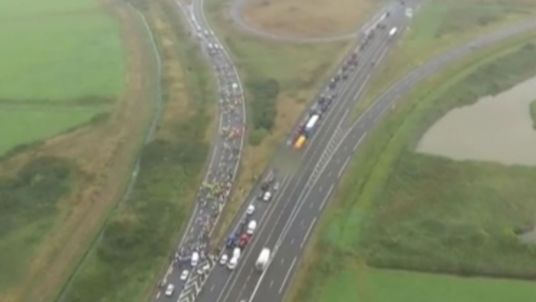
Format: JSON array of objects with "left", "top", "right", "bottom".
[
  {"left": 0, "top": 107, "right": 105, "bottom": 155},
  {"left": 315, "top": 266, "right": 536, "bottom": 302},
  {"left": 0, "top": 0, "right": 124, "bottom": 155},
  {"left": 356, "top": 0, "right": 536, "bottom": 116},
  {"left": 289, "top": 35, "right": 536, "bottom": 302}
]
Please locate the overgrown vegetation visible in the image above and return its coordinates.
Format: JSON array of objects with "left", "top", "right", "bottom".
[
  {"left": 0, "top": 157, "right": 76, "bottom": 290},
  {"left": 247, "top": 77, "right": 279, "bottom": 144},
  {"left": 58, "top": 0, "right": 214, "bottom": 301},
  {"left": 289, "top": 38, "right": 536, "bottom": 302},
  {"left": 62, "top": 126, "right": 208, "bottom": 302}
]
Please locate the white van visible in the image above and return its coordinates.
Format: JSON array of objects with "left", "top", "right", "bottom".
[
  {"left": 247, "top": 220, "right": 257, "bottom": 235},
  {"left": 191, "top": 252, "right": 199, "bottom": 267}
]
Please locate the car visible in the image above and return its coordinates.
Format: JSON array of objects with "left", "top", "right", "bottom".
[
  {"left": 246, "top": 204, "right": 255, "bottom": 215},
  {"left": 239, "top": 234, "right": 252, "bottom": 249},
  {"left": 191, "top": 251, "right": 199, "bottom": 267},
  {"left": 165, "top": 283, "right": 175, "bottom": 296},
  {"left": 262, "top": 191, "right": 272, "bottom": 202},
  {"left": 226, "top": 234, "right": 237, "bottom": 249},
  {"left": 227, "top": 256, "right": 238, "bottom": 270},
  {"left": 204, "top": 29, "right": 209, "bottom": 36},
  {"left": 246, "top": 220, "right": 257, "bottom": 235},
  {"left": 220, "top": 253, "right": 228, "bottom": 265},
  {"left": 202, "top": 263, "right": 210, "bottom": 272},
  {"left": 180, "top": 270, "right": 189, "bottom": 281},
  {"left": 273, "top": 182, "right": 280, "bottom": 191}
]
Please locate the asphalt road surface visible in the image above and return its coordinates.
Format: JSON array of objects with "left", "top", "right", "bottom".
[
  {"left": 154, "top": 0, "right": 247, "bottom": 300},
  {"left": 192, "top": 1, "right": 418, "bottom": 302},
  {"left": 193, "top": 8, "right": 536, "bottom": 302}
]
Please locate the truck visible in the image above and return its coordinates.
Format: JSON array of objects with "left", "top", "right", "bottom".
[
  {"left": 304, "top": 114, "right": 320, "bottom": 133},
  {"left": 255, "top": 248, "right": 270, "bottom": 271}
]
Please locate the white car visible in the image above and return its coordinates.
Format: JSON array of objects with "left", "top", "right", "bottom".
[
  {"left": 227, "top": 257, "right": 238, "bottom": 270},
  {"left": 180, "top": 270, "right": 189, "bottom": 281},
  {"left": 262, "top": 191, "right": 272, "bottom": 202},
  {"left": 204, "top": 29, "right": 210, "bottom": 36},
  {"left": 246, "top": 220, "right": 257, "bottom": 235},
  {"left": 246, "top": 204, "right": 255, "bottom": 215},
  {"left": 165, "top": 283, "right": 175, "bottom": 296},
  {"left": 191, "top": 251, "right": 199, "bottom": 267},
  {"left": 220, "top": 253, "right": 228, "bottom": 265}
]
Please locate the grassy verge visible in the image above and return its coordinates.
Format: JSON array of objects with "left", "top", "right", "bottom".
[
  {"left": 531, "top": 100, "right": 536, "bottom": 129},
  {"left": 57, "top": 1, "right": 216, "bottom": 301},
  {"left": 205, "top": 0, "right": 359, "bottom": 245},
  {"left": 288, "top": 33, "right": 536, "bottom": 302},
  {"left": 355, "top": 0, "right": 536, "bottom": 118}
]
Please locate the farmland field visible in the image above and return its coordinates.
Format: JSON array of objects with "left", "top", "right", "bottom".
[
  {"left": 0, "top": 0, "right": 124, "bottom": 155},
  {"left": 288, "top": 33, "right": 536, "bottom": 302},
  {"left": 242, "top": 0, "right": 377, "bottom": 37}
]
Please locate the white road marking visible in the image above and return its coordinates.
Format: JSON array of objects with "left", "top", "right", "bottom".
[
  {"left": 319, "top": 184, "right": 335, "bottom": 211},
  {"left": 301, "top": 217, "right": 317, "bottom": 249},
  {"left": 269, "top": 280, "right": 274, "bottom": 288},
  {"left": 353, "top": 132, "right": 368, "bottom": 152},
  {"left": 156, "top": 292, "right": 161, "bottom": 299},
  {"left": 279, "top": 257, "right": 297, "bottom": 294},
  {"left": 337, "top": 157, "right": 351, "bottom": 179}
]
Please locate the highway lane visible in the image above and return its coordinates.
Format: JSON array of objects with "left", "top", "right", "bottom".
[
  {"left": 193, "top": 2, "right": 415, "bottom": 302},
  {"left": 248, "top": 18, "right": 536, "bottom": 302},
  {"left": 154, "top": 0, "right": 247, "bottom": 300}
]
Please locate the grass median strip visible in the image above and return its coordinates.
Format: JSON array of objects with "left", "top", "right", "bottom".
[{"left": 288, "top": 34, "right": 536, "bottom": 302}]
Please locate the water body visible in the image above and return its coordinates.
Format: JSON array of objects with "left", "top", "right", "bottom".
[{"left": 416, "top": 76, "right": 536, "bottom": 166}]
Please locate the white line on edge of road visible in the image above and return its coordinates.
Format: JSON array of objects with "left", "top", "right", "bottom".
[
  {"left": 318, "top": 184, "right": 335, "bottom": 211},
  {"left": 300, "top": 217, "right": 317, "bottom": 249},
  {"left": 279, "top": 257, "right": 297, "bottom": 294},
  {"left": 337, "top": 157, "right": 351, "bottom": 179},
  {"left": 353, "top": 132, "right": 368, "bottom": 152}
]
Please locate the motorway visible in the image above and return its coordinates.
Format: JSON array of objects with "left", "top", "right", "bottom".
[
  {"left": 154, "top": 0, "right": 247, "bottom": 300},
  {"left": 192, "top": 6, "right": 536, "bottom": 302},
  {"left": 191, "top": 1, "right": 419, "bottom": 302}
]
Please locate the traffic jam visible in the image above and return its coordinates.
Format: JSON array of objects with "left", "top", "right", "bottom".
[
  {"left": 218, "top": 170, "right": 277, "bottom": 270},
  {"left": 291, "top": 51, "right": 359, "bottom": 150}
]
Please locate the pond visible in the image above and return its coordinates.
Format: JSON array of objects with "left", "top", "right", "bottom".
[{"left": 416, "top": 76, "right": 536, "bottom": 166}]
